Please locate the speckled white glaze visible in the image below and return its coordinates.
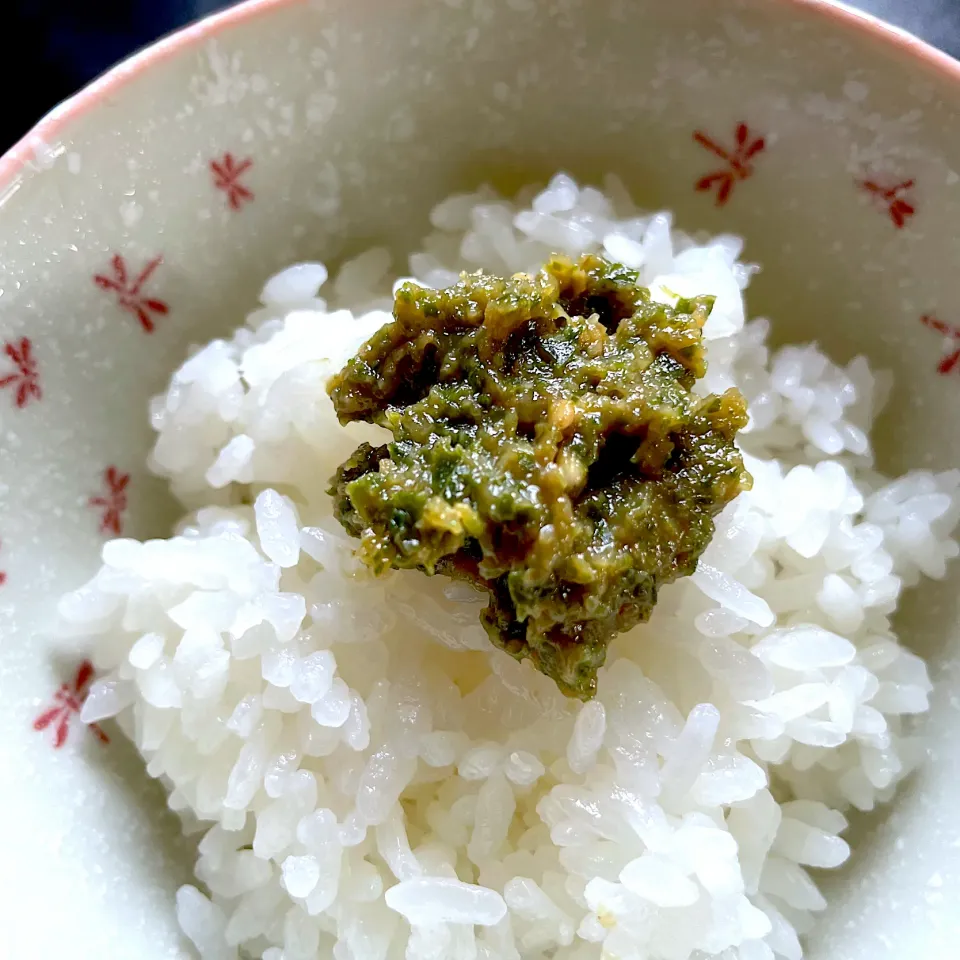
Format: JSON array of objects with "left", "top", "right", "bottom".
[{"left": 1, "top": 0, "right": 959, "bottom": 957}]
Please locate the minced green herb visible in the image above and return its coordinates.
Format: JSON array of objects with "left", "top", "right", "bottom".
[{"left": 328, "top": 254, "right": 750, "bottom": 699}]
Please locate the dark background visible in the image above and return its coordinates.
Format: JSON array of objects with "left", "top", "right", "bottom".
[{"left": 2, "top": 0, "right": 957, "bottom": 150}]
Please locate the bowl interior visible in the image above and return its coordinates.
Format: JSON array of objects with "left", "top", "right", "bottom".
[{"left": 2, "top": 0, "right": 960, "bottom": 956}]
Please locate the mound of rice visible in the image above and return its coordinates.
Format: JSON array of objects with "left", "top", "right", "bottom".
[{"left": 64, "top": 174, "right": 960, "bottom": 960}]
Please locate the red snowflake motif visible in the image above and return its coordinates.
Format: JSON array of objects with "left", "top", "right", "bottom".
[
  {"left": 33, "top": 660, "right": 109, "bottom": 748},
  {"left": 920, "top": 314, "right": 960, "bottom": 375},
  {"left": 210, "top": 153, "right": 254, "bottom": 211},
  {"left": 0, "top": 537, "right": 6, "bottom": 587},
  {"left": 0, "top": 336, "right": 41, "bottom": 409},
  {"left": 693, "top": 123, "right": 766, "bottom": 206},
  {"left": 858, "top": 177, "right": 916, "bottom": 229},
  {"left": 89, "top": 466, "right": 130, "bottom": 536},
  {"left": 94, "top": 254, "right": 169, "bottom": 333}
]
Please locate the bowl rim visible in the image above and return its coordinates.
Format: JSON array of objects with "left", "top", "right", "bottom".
[{"left": 0, "top": 0, "right": 957, "bottom": 200}]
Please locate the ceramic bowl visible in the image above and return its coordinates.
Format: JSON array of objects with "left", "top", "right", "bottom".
[{"left": 2, "top": 0, "right": 959, "bottom": 956}]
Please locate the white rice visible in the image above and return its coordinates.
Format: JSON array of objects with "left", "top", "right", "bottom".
[{"left": 65, "top": 174, "right": 960, "bottom": 960}]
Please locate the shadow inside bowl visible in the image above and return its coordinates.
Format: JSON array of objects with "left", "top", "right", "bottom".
[{"left": 48, "top": 649, "right": 197, "bottom": 948}]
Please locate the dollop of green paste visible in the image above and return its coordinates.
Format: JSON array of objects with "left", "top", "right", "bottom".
[{"left": 328, "top": 254, "right": 751, "bottom": 699}]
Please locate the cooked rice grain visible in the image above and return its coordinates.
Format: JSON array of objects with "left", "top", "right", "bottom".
[{"left": 67, "top": 174, "right": 960, "bottom": 960}]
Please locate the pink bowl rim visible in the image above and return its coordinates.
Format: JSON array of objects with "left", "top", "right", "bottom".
[{"left": 0, "top": 0, "right": 958, "bottom": 197}]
